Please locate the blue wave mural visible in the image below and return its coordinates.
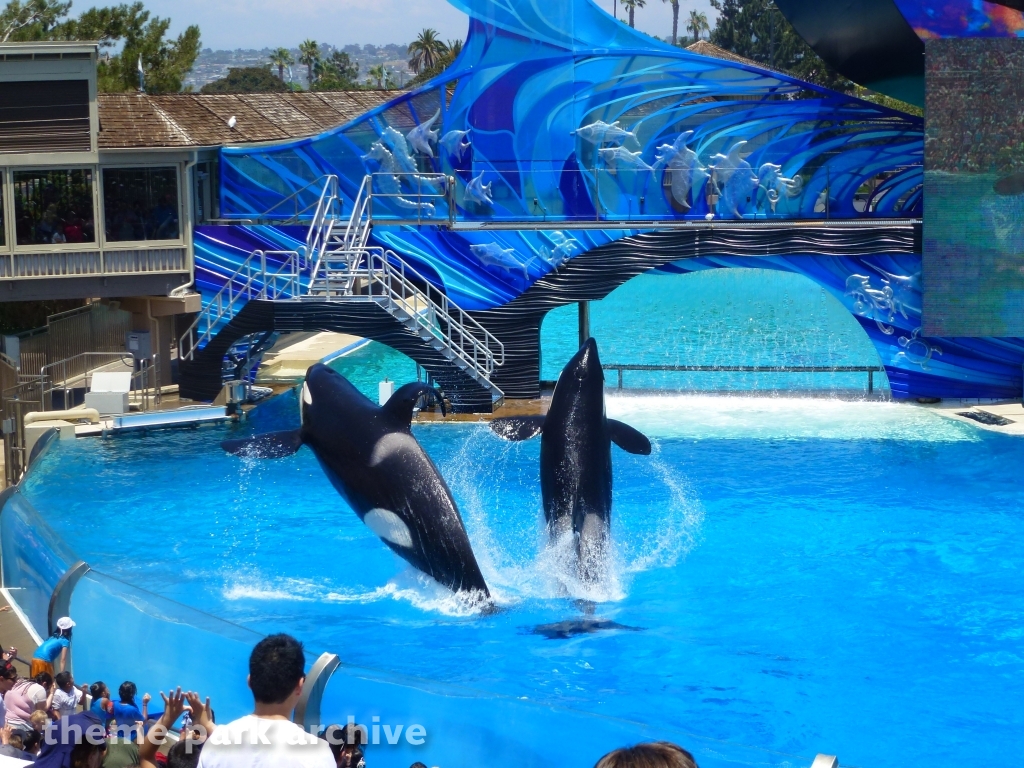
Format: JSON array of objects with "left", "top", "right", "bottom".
[{"left": 192, "top": 0, "right": 1024, "bottom": 401}]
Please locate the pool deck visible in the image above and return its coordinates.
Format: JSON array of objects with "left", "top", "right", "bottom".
[
  {"left": 0, "top": 591, "right": 39, "bottom": 673},
  {"left": 930, "top": 400, "right": 1024, "bottom": 436},
  {"left": 256, "top": 332, "right": 369, "bottom": 383}
]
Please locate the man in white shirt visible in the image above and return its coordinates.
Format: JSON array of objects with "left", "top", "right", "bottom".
[{"left": 197, "top": 634, "right": 334, "bottom": 768}]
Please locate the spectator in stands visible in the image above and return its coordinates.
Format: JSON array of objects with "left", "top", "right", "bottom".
[
  {"left": 0, "top": 722, "right": 37, "bottom": 761},
  {"left": 50, "top": 672, "right": 89, "bottom": 720},
  {"left": 139, "top": 689, "right": 214, "bottom": 768},
  {"left": 32, "top": 618, "right": 75, "bottom": 677},
  {"left": 594, "top": 742, "right": 699, "bottom": 768},
  {"left": 5, "top": 670, "right": 49, "bottom": 737},
  {"left": 34, "top": 707, "right": 106, "bottom": 768},
  {"left": 196, "top": 633, "right": 335, "bottom": 768},
  {"left": 320, "top": 724, "right": 367, "bottom": 768},
  {"left": 103, "top": 681, "right": 149, "bottom": 737},
  {"left": 88, "top": 683, "right": 112, "bottom": 724},
  {"left": 0, "top": 662, "right": 19, "bottom": 726}
]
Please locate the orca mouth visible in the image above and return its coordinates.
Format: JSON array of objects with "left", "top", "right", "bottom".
[{"left": 572, "top": 338, "right": 603, "bottom": 382}]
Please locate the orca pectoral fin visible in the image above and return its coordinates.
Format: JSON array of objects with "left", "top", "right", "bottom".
[
  {"left": 608, "top": 420, "right": 652, "bottom": 455},
  {"left": 221, "top": 430, "right": 303, "bottom": 459},
  {"left": 490, "top": 416, "right": 545, "bottom": 441}
]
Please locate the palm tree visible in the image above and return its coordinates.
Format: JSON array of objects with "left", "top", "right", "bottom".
[
  {"left": 268, "top": 47, "right": 293, "bottom": 82},
  {"left": 298, "top": 39, "right": 320, "bottom": 88},
  {"left": 687, "top": 10, "right": 710, "bottom": 43},
  {"left": 662, "top": 0, "right": 680, "bottom": 45},
  {"left": 621, "top": 0, "right": 645, "bottom": 29},
  {"left": 367, "top": 64, "right": 388, "bottom": 89},
  {"left": 408, "top": 28, "right": 445, "bottom": 74}
]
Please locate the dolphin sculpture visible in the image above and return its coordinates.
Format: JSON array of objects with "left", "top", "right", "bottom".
[
  {"left": 469, "top": 242, "right": 532, "bottom": 281},
  {"left": 573, "top": 120, "right": 638, "bottom": 147},
  {"left": 598, "top": 146, "right": 652, "bottom": 175},
  {"left": 407, "top": 109, "right": 441, "bottom": 157},
  {"left": 489, "top": 339, "right": 651, "bottom": 582},
  {"left": 222, "top": 364, "right": 490, "bottom": 599}
]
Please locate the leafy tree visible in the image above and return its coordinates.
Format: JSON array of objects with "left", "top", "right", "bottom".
[
  {"left": 268, "top": 46, "right": 293, "bottom": 82},
  {"left": 298, "top": 38, "right": 320, "bottom": 88},
  {"left": 0, "top": 0, "right": 69, "bottom": 42},
  {"left": 313, "top": 50, "right": 359, "bottom": 91},
  {"left": 200, "top": 65, "right": 287, "bottom": 94},
  {"left": 662, "top": 0, "right": 679, "bottom": 45},
  {"left": 3, "top": 1, "right": 200, "bottom": 93},
  {"left": 407, "top": 27, "right": 444, "bottom": 74},
  {"left": 621, "top": 0, "right": 645, "bottom": 28},
  {"left": 709, "top": 0, "right": 851, "bottom": 92},
  {"left": 687, "top": 9, "right": 709, "bottom": 43},
  {"left": 407, "top": 38, "right": 462, "bottom": 87},
  {"left": 366, "top": 63, "right": 390, "bottom": 89}
]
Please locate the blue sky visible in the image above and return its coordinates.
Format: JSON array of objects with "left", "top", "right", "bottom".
[{"left": 133, "top": 0, "right": 717, "bottom": 51}]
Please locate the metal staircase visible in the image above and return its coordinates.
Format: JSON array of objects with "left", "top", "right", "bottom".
[{"left": 180, "top": 176, "right": 505, "bottom": 407}]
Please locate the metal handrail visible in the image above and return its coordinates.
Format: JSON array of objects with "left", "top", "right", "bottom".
[
  {"left": 244, "top": 174, "right": 340, "bottom": 223},
  {"left": 304, "top": 175, "right": 341, "bottom": 266},
  {"left": 368, "top": 172, "right": 454, "bottom": 228},
  {"left": 180, "top": 250, "right": 302, "bottom": 362},
  {"left": 602, "top": 363, "right": 884, "bottom": 393},
  {"left": 307, "top": 175, "right": 368, "bottom": 286},
  {"left": 313, "top": 247, "right": 505, "bottom": 378}
]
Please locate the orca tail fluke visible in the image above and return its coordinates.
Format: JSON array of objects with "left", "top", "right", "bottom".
[
  {"left": 221, "top": 429, "right": 303, "bottom": 459},
  {"left": 608, "top": 419, "right": 652, "bottom": 455}
]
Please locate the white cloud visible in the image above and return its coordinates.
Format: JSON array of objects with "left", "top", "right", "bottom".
[{"left": 141, "top": 0, "right": 717, "bottom": 50}]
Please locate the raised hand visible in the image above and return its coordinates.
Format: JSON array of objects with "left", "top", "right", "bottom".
[
  {"left": 158, "top": 688, "right": 186, "bottom": 722},
  {"left": 184, "top": 691, "right": 215, "bottom": 737}
]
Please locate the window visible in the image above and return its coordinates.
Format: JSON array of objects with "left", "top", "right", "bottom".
[
  {"left": 103, "top": 167, "right": 180, "bottom": 243},
  {"left": 13, "top": 169, "right": 95, "bottom": 246}
]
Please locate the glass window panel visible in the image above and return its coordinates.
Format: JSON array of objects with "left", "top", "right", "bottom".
[
  {"left": 13, "top": 168, "right": 95, "bottom": 246},
  {"left": 103, "top": 167, "right": 180, "bottom": 243}
]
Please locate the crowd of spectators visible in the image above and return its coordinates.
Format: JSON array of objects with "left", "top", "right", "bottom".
[
  {"left": 926, "top": 38, "right": 1024, "bottom": 174},
  {"left": 0, "top": 624, "right": 699, "bottom": 768}
]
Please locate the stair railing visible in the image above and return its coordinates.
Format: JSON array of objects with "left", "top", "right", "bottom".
[
  {"left": 314, "top": 247, "right": 504, "bottom": 381},
  {"left": 304, "top": 175, "right": 341, "bottom": 269},
  {"left": 179, "top": 250, "right": 302, "bottom": 362}
]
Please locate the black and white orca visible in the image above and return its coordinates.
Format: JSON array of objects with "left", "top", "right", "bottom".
[
  {"left": 489, "top": 338, "right": 651, "bottom": 582},
  {"left": 222, "top": 363, "right": 490, "bottom": 598}
]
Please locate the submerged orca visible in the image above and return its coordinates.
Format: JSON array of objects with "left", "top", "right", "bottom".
[
  {"left": 529, "top": 619, "right": 643, "bottom": 640},
  {"left": 222, "top": 363, "right": 490, "bottom": 599},
  {"left": 489, "top": 338, "right": 651, "bottom": 582}
]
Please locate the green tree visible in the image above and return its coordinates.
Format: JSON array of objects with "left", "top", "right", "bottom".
[
  {"left": 0, "top": 0, "right": 69, "bottom": 41},
  {"left": 5, "top": 1, "right": 200, "bottom": 93},
  {"left": 298, "top": 38, "right": 320, "bottom": 88},
  {"left": 268, "top": 46, "right": 293, "bottom": 82},
  {"left": 687, "top": 9, "right": 709, "bottom": 43},
  {"left": 407, "top": 38, "right": 462, "bottom": 88},
  {"left": 709, "top": 0, "right": 850, "bottom": 91},
  {"left": 314, "top": 50, "right": 359, "bottom": 91},
  {"left": 200, "top": 65, "right": 287, "bottom": 93},
  {"left": 621, "top": 0, "right": 645, "bottom": 28},
  {"left": 407, "top": 27, "right": 445, "bottom": 74},
  {"left": 662, "top": 0, "right": 679, "bottom": 45},
  {"left": 366, "top": 63, "right": 389, "bottom": 89}
]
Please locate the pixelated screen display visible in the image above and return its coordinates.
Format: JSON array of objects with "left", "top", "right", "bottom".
[{"left": 924, "top": 37, "right": 1024, "bottom": 337}]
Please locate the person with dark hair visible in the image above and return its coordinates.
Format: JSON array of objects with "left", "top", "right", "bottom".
[
  {"left": 50, "top": 672, "right": 89, "bottom": 720},
  {"left": 31, "top": 618, "right": 75, "bottom": 677},
  {"left": 139, "top": 689, "right": 214, "bottom": 768},
  {"left": 100, "top": 681, "right": 149, "bottom": 737},
  {"left": 197, "top": 634, "right": 334, "bottom": 768},
  {"left": 594, "top": 742, "right": 699, "bottom": 768},
  {"left": 319, "top": 724, "right": 367, "bottom": 768},
  {"left": 0, "top": 662, "right": 19, "bottom": 726},
  {"left": 4, "top": 668, "right": 49, "bottom": 736},
  {"left": 33, "top": 708, "right": 107, "bottom": 768}
]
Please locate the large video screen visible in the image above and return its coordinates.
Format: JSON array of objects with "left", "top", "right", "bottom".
[{"left": 924, "top": 37, "right": 1024, "bottom": 337}]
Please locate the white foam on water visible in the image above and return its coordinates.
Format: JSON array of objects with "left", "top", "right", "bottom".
[{"left": 606, "top": 394, "right": 980, "bottom": 442}]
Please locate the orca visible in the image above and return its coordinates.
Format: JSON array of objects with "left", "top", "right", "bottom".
[
  {"left": 222, "top": 363, "right": 490, "bottom": 599},
  {"left": 489, "top": 338, "right": 651, "bottom": 582},
  {"left": 530, "top": 619, "right": 643, "bottom": 640}
]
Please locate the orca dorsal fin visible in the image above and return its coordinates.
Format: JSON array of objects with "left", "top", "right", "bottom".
[
  {"left": 608, "top": 420, "right": 652, "bottom": 455},
  {"left": 222, "top": 429, "right": 303, "bottom": 458},
  {"left": 490, "top": 416, "right": 545, "bottom": 441},
  {"left": 382, "top": 382, "right": 446, "bottom": 426}
]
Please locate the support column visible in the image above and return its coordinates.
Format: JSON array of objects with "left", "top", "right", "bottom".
[{"left": 578, "top": 301, "right": 591, "bottom": 347}]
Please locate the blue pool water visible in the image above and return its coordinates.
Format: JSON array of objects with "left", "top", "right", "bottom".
[{"left": 21, "top": 394, "right": 1024, "bottom": 767}]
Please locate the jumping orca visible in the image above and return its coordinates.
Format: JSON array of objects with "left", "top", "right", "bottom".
[
  {"left": 489, "top": 338, "right": 651, "bottom": 582},
  {"left": 222, "top": 363, "right": 490, "bottom": 599}
]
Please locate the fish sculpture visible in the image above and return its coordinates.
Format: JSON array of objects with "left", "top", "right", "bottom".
[
  {"left": 598, "top": 146, "right": 652, "bottom": 175},
  {"left": 654, "top": 131, "right": 709, "bottom": 208},
  {"left": 466, "top": 171, "right": 494, "bottom": 205},
  {"left": 439, "top": 129, "right": 472, "bottom": 161},
  {"left": 573, "top": 120, "right": 638, "bottom": 147},
  {"left": 407, "top": 110, "right": 441, "bottom": 157},
  {"left": 539, "top": 231, "right": 580, "bottom": 268},
  {"left": 469, "top": 242, "right": 531, "bottom": 281}
]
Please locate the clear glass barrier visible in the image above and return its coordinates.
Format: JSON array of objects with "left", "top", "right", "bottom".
[{"left": 0, "top": 489, "right": 77, "bottom": 636}]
